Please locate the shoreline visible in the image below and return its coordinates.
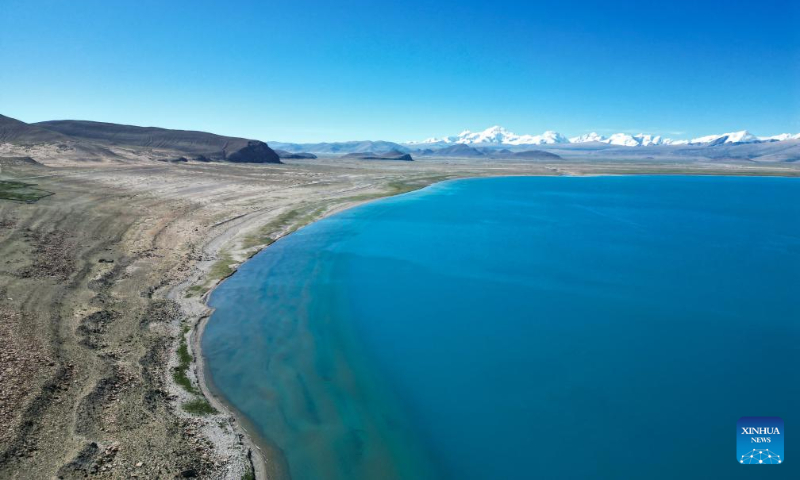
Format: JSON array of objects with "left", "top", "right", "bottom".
[
  {"left": 178, "top": 180, "right": 454, "bottom": 479},
  {"left": 180, "top": 171, "right": 800, "bottom": 479},
  {"left": 193, "top": 310, "right": 271, "bottom": 479},
  {"left": 196, "top": 173, "right": 800, "bottom": 480}
]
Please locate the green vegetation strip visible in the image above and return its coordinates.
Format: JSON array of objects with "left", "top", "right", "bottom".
[
  {"left": 173, "top": 325, "right": 216, "bottom": 415},
  {"left": 173, "top": 328, "right": 198, "bottom": 395},
  {"left": 184, "top": 284, "right": 208, "bottom": 298},
  {"left": 0, "top": 180, "right": 53, "bottom": 202},
  {"left": 337, "top": 176, "right": 452, "bottom": 204},
  {"left": 186, "top": 176, "right": 452, "bottom": 299},
  {"left": 209, "top": 251, "right": 236, "bottom": 280},
  {"left": 241, "top": 205, "right": 327, "bottom": 250},
  {"left": 241, "top": 176, "right": 450, "bottom": 251},
  {"left": 183, "top": 398, "right": 216, "bottom": 415},
  {"left": 241, "top": 470, "right": 255, "bottom": 480}
]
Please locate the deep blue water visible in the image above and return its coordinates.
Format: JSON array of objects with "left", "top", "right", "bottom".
[{"left": 203, "top": 176, "right": 800, "bottom": 479}]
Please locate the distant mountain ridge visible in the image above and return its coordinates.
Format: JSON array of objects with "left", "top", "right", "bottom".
[
  {"left": 270, "top": 140, "right": 410, "bottom": 155},
  {"left": 342, "top": 150, "right": 413, "bottom": 161},
  {"left": 274, "top": 149, "right": 318, "bottom": 159},
  {"left": 409, "top": 125, "right": 800, "bottom": 147},
  {"left": 419, "top": 126, "right": 569, "bottom": 146},
  {"left": 415, "top": 144, "right": 562, "bottom": 160},
  {"left": 4, "top": 114, "right": 798, "bottom": 163}
]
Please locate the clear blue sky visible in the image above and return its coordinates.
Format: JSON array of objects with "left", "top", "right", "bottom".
[{"left": 1, "top": 0, "right": 798, "bottom": 142}]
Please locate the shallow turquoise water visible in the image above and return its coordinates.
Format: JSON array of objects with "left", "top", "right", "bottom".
[{"left": 203, "top": 176, "right": 800, "bottom": 479}]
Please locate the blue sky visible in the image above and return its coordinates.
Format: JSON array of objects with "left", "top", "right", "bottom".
[{"left": 1, "top": 0, "right": 798, "bottom": 142}]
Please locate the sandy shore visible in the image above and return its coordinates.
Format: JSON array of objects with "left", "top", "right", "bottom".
[
  {"left": 178, "top": 191, "right": 434, "bottom": 480},
  {"left": 2, "top": 144, "right": 800, "bottom": 479}
]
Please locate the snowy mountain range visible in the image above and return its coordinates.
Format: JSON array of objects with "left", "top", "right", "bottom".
[{"left": 410, "top": 126, "right": 800, "bottom": 147}]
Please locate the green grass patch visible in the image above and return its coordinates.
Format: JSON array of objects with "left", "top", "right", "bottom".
[
  {"left": 241, "top": 470, "right": 255, "bottom": 480},
  {"left": 0, "top": 180, "right": 52, "bottom": 203},
  {"left": 173, "top": 328, "right": 200, "bottom": 395},
  {"left": 185, "top": 284, "right": 207, "bottom": 298},
  {"left": 242, "top": 205, "right": 328, "bottom": 250},
  {"left": 289, "top": 206, "right": 328, "bottom": 233},
  {"left": 173, "top": 327, "right": 218, "bottom": 415},
  {"left": 186, "top": 252, "right": 236, "bottom": 298},
  {"left": 385, "top": 179, "right": 432, "bottom": 194},
  {"left": 242, "top": 207, "right": 304, "bottom": 249},
  {"left": 173, "top": 369, "right": 197, "bottom": 395},
  {"left": 182, "top": 398, "right": 216, "bottom": 415},
  {"left": 209, "top": 251, "right": 236, "bottom": 280},
  {"left": 340, "top": 175, "right": 451, "bottom": 203}
]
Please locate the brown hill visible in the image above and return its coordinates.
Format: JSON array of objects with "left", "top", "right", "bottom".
[
  {"left": 33, "top": 119, "right": 281, "bottom": 164},
  {"left": 0, "top": 114, "right": 69, "bottom": 143}
]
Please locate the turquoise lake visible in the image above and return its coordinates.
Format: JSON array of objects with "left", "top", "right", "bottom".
[{"left": 203, "top": 176, "right": 800, "bottom": 479}]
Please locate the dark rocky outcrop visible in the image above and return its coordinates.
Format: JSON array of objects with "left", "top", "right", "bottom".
[
  {"left": 342, "top": 150, "right": 413, "bottom": 161},
  {"left": 274, "top": 149, "right": 318, "bottom": 159},
  {"left": 226, "top": 141, "right": 281, "bottom": 163}
]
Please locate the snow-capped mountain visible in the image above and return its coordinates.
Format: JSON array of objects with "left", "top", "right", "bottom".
[
  {"left": 410, "top": 127, "right": 799, "bottom": 147},
  {"left": 633, "top": 134, "right": 666, "bottom": 146},
  {"left": 690, "top": 130, "right": 759, "bottom": 145},
  {"left": 414, "top": 126, "right": 569, "bottom": 146},
  {"left": 758, "top": 133, "right": 800, "bottom": 142},
  {"left": 601, "top": 133, "right": 638, "bottom": 147},
  {"left": 569, "top": 132, "right": 605, "bottom": 143},
  {"left": 571, "top": 132, "right": 668, "bottom": 146},
  {"left": 512, "top": 130, "right": 569, "bottom": 145}
]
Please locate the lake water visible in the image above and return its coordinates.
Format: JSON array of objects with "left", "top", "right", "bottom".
[{"left": 203, "top": 176, "right": 800, "bottom": 479}]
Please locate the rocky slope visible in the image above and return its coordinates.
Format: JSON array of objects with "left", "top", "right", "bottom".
[
  {"left": 4, "top": 117, "right": 282, "bottom": 164},
  {"left": 0, "top": 114, "right": 69, "bottom": 144}
]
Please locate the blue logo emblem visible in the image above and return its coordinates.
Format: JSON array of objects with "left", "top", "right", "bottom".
[{"left": 737, "top": 417, "right": 783, "bottom": 464}]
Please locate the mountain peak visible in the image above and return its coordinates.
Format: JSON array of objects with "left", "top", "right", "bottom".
[
  {"left": 570, "top": 132, "right": 605, "bottom": 143},
  {"left": 410, "top": 126, "right": 798, "bottom": 147},
  {"left": 690, "top": 130, "right": 758, "bottom": 145},
  {"left": 415, "top": 126, "right": 571, "bottom": 146}
]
